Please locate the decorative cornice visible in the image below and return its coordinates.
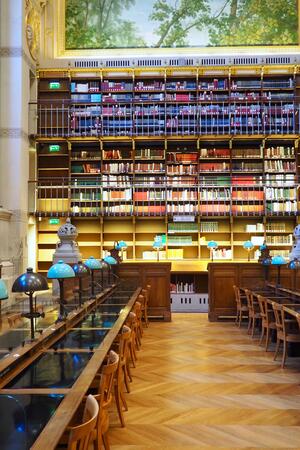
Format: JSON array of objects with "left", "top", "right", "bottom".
[
  {"left": 0, "top": 47, "right": 36, "bottom": 71},
  {"left": 0, "top": 128, "right": 29, "bottom": 140},
  {"left": 0, "top": 209, "right": 13, "bottom": 221}
]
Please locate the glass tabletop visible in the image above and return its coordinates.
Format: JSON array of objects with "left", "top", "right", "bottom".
[
  {"left": 17, "top": 311, "right": 59, "bottom": 331},
  {"left": 102, "top": 297, "right": 128, "bottom": 305},
  {"left": 0, "top": 393, "right": 64, "bottom": 450},
  {"left": 52, "top": 329, "right": 108, "bottom": 350},
  {"left": 6, "top": 352, "right": 92, "bottom": 389},
  {"left": 0, "top": 330, "right": 32, "bottom": 350},
  {"left": 95, "top": 305, "right": 125, "bottom": 314},
  {"left": 78, "top": 313, "right": 119, "bottom": 329}
]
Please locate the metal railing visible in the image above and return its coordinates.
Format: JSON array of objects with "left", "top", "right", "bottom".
[
  {"left": 29, "top": 177, "right": 300, "bottom": 218},
  {"left": 29, "top": 100, "right": 300, "bottom": 137}
]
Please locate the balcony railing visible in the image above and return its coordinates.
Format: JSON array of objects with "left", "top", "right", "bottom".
[
  {"left": 29, "top": 177, "right": 300, "bottom": 218},
  {"left": 29, "top": 100, "right": 300, "bottom": 137}
]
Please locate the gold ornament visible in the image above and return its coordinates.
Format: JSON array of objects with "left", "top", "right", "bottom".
[{"left": 25, "top": 1, "right": 40, "bottom": 61}]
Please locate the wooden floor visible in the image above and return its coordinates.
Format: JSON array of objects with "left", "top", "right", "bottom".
[{"left": 109, "top": 313, "right": 300, "bottom": 449}]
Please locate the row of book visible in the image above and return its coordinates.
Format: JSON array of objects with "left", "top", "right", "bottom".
[
  {"left": 70, "top": 78, "right": 293, "bottom": 93},
  {"left": 266, "top": 235, "right": 293, "bottom": 244}
]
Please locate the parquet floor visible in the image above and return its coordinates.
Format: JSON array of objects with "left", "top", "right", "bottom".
[{"left": 109, "top": 313, "right": 300, "bottom": 449}]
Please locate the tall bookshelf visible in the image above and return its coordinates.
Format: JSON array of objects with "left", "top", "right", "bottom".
[{"left": 33, "top": 65, "right": 300, "bottom": 272}]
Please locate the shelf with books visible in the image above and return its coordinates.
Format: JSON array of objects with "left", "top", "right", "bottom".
[
  {"left": 135, "top": 140, "right": 165, "bottom": 160},
  {"left": 102, "top": 218, "right": 134, "bottom": 259}
]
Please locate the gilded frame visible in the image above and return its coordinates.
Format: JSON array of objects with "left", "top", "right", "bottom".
[{"left": 54, "top": 0, "right": 300, "bottom": 58}]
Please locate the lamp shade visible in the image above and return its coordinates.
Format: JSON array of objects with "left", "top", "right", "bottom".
[
  {"left": 115, "top": 240, "right": 127, "bottom": 250},
  {"left": 84, "top": 256, "right": 102, "bottom": 270},
  {"left": 153, "top": 241, "right": 163, "bottom": 249},
  {"left": 47, "top": 260, "right": 75, "bottom": 279},
  {"left": 288, "top": 258, "right": 300, "bottom": 270},
  {"left": 0, "top": 279, "right": 8, "bottom": 300},
  {"left": 260, "top": 244, "right": 267, "bottom": 251},
  {"left": 73, "top": 261, "right": 90, "bottom": 277},
  {"left": 271, "top": 255, "right": 286, "bottom": 266},
  {"left": 243, "top": 240, "right": 254, "bottom": 250},
  {"left": 101, "top": 260, "right": 110, "bottom": 270},
  {"left": 12, "top": 268, "right": 49, "bottom": 293},
  {"left": 207, "top": 240, "right": 218, "bottom": 249},
  {"left": 262, "top": 256, "right": 272, "bottom": 266},
  {"left": 104, "top": 255, "right": 118, "bottom": 265}
]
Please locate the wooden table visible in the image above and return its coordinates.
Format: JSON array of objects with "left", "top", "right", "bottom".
[{"left": 0, "top": 285, "right": 140, "bottom": 450}]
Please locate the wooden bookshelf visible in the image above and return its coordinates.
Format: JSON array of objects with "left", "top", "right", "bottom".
[{"left": 33, "top": 65, "right": 300, "bottom": 268}]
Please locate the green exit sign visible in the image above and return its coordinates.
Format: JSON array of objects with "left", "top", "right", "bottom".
[
  {"left": 49, "top": 218, "right": 60, "bottom": 225},
  {"left": 49, "top": 145, "right": 61, "bottom": 153},
  {"left": 49, "top": 81, "right": 61, "bottom": 89}
]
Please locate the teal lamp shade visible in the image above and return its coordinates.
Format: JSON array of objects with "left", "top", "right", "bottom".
[
  {"left": 104, "top": 256, "right": 118, "bottom": 265},
  {"left": 85, "top": 256, "right": 102, "bottom": 270},
  {"left": 207, "top": 240, "right": 218, "bottom": 261},
  {"left": 115, "top": 241, "right": 127, "bottom": 250},
  {"left": 272, "top": 255, "right": 286, "bottom": 287},
  {"left": 47, "top": 260, "right": 75, "bottom": 279},
  {"left": 153, "top": 241, "right": 163, "bottom": 250},
  {"left": 243, "top": 240, "right": 254, "bottom": 261},
  {"left": 0, "top": 279, "right": 8, "bottom": 300},
  {"left": 243, "top": 240, "right": 254, "bottom": 250},
  {"left": 288, "top": 258, "right": 300, "bottom": 270},
  {"left": 207, "top": 240, "right": 218, "bottom": 249},
  {"left": 271, "top": 255, "right": 286, "bottom": 266}
]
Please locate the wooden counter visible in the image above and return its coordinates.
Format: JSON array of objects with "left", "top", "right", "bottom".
[
  {"left": 208, "top": 262, "right": 299, "bottom": 321},
  {"left": 117, "top": 262, "right": 171, "bottom": 321}
]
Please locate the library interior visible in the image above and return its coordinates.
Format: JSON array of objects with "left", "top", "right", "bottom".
[{"left": 2, "top": 0, "right": 300, "bottom": 448}]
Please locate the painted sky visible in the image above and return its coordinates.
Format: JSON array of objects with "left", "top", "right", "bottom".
[{"left": 121, "top": 0, "right": 227, "bottom": 46}]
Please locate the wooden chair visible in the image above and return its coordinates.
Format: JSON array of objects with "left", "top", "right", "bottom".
[
  {"left": 244, "top": 289, "right": 261, "bottom": 337},
  {"left": 133, "top": 300, "right": 143, "bottom": 347},
  {"left": 125, "top": 311, "right": 138, "bottom": 367},
  {"left": 257, "top": 295, "right": 276, "bottom": 351},
  {"left": 141, "top": 285, "right": 151, "bottom": 327},
  {"left": 113, "top": 325, "right": 132, "bottom": 427},
  {"left": 233, "top": 285, "right": 248, "bottom": 327},
  {"left": 7, "top": 313, "right": 23, "bottom": 328},
  {"left": 65, "top": 394, "right": 99, "bottom": 450},
  {"left": 92, "top": 350, "right": 119, "bottom": 450},
  {"left": 272, "top": 302, "right": 300, "bottom": 368}
]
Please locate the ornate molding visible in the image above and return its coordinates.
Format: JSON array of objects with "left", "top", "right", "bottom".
[
  {"left": 0, "top": 47, "right": 35, "bottom": 70},
  {"left": 0, "top": 208, "right": 13, "bottom": 221},
  {"left": 0, "top": 128, "right": 29, "bottom": 140}
]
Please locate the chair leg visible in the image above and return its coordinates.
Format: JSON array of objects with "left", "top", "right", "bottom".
[
  {"left": 238, "top": 310, "right": 242, "bottom": 328},
  {"left": 123, "top": 366, "right": 131, "bottom": 393},
  {"left": 114, "top": 383, "right": 126, "bottom": 427},
  {"left": 102, "top": 431, "right": 110, "bottom": 450},
  {"left": 282, "top": 340, "right": 287, "bottom": 369},
  {"left": 247, "top": 316, "right": 252, "bottom": 333},
  {"left": 144, "top": 308, "right": 149, "bottom": 327},
  {"left": 251, "top": 318, "right": 256, "bottom": 338},
  {"left": 259, "top": 326, "right": 265, "bottom": 346},
  {"left": 265, "top": 327, "right": 270, "bottom": 351},
  {"left": 120, "top": 386, "right": 128, "bottom": 411},
  {"left": 274, "top": 338, "right": 281, "bottom": 361}
]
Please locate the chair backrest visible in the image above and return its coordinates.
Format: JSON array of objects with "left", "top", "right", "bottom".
[
  {"left": 68, "top": 394, "right": 98, "bottom": 450},
  {"left": 133, "top": 301, "right": 142, "bottom": 320},
  {"left": 257, "top": 295, "right": 267, "bottom": 322},
  {"left": 7, "top": 313, "right": 22, "bottom": 328},
  {"left": 244, "top": 289, "right": 253, "bottom": 312},
  {"left": 272, "top": 302, "right": 285, "bottom": 335},
  {"left": 126, "top": 311, "right": 136, "bottom": 328},
  {"left": 117, "top": 325, "right": 131, "bottom": 365},
  {"left": 233, "top": 285, "right": 242, "bottom": 308},
  {"left": 97, "top": 350, "right": 119, "bottom": 399}
]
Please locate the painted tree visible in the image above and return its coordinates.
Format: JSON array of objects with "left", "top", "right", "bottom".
[
  {"left": 150, "top": 0, "right": 211, "bottom": 47},
  {"left": 66, "top": 0, "right": 145, "bottom": 49},
  {"left": 208, "top": 0, "right": 298, "bottom": 46}
]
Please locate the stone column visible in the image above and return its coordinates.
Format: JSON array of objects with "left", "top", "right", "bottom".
[{"left": 0, "top": 0, "right": 37, "bottom": 280}]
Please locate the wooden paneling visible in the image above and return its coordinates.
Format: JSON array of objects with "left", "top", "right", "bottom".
[
  {"left": 208, "top": 262, "right": 299, "bottom": 321},
  {"left": 117, "top": 262, "right": 171, "bottom": 321}
]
